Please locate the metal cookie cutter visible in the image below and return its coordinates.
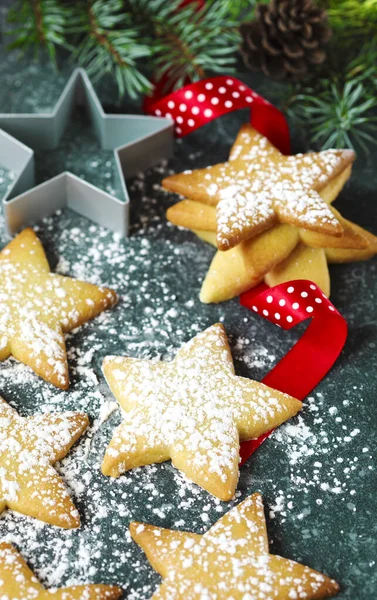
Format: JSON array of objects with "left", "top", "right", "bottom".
[{"left": 0, "top": 68, "right": 173, "bottom": 236}]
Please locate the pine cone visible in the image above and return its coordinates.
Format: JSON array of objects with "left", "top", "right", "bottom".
[{"left": 240, "top": 0, "right": 332, "bottom": 81}]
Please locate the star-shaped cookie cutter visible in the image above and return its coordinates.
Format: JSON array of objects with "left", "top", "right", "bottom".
[{"left": 0, "top": 68, "right": 173, "bottom": 236}]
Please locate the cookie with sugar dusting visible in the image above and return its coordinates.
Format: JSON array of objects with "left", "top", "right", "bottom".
[
  {"left": 130, "top": 492, "right": 339, "bottom": 599},
  {"left": 166, "top": 181, "right": 376, "bottom": 302},
  {"left": 167, "top": 202, "right": 377, "bottom": 302},
  {"left": 0, "top": 542, "right": 122, "bottom": 599},
  {"left": 163, "top": 124, "right": 356, "bottom": 250},
  {"left": 195, "top": 210, "right": 377, "bottom": 302},
  {"left": 0, "top": 228, "right": 117, "bottom": 389},
  {"left": 0, "top": 396, "right": 88, "bottom": 528},
  {"left": 101, "top": 323, "right": 301, "bottom": 501},
  {"left": 198, "top": 224, "right": 300, "bottom": 302}
]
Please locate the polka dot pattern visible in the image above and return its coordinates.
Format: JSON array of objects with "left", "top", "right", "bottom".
[
  {"left": 145, "top": 75, "right": 290, "bottom": 153},
  {"left": 239, "top": 279, "right": 347, "bottom": 465},
  {"left": 242, "top": 280, "right": 342, "bottom": 330}
]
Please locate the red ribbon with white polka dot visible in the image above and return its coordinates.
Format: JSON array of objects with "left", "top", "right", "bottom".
[
  {"left": 239, "top": 280, "right": 348, "bottom": 464},
  {"left": 145, "top": 75, "right": 291, "bottom": 155}
]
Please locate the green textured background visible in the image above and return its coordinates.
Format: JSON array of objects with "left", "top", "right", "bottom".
[{"left": 0, "top": 47, "right": 376, "bottom": 599}]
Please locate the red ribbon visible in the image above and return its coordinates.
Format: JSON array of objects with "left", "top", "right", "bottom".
[
  {"left": 145, "top": 75, "right": 291, "bottom": 155},
  {"left": 144, "top": 76, "right": 346, "bottom": 462},
  {"left": 239, "top": 280, "right": 347, "bottom": 463}
]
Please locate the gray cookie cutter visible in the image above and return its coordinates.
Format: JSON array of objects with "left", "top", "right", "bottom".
[{"left": 0, "top": 68, "right": 173, "bottom": 236}]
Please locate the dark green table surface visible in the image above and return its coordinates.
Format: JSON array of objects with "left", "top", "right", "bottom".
[{"left": 0, "top": 49, "right": 376, "bottom": 599}]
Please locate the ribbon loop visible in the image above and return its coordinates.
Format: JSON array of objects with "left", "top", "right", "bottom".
[
  {"left": 239, "top": 280, "right": 347, "bottom": 462},
  {"left": 145, "top": 75, "right": 290, "bottom": 155},
  {"left": 145, "top": 75, "right": 346, "bottom": 464}
]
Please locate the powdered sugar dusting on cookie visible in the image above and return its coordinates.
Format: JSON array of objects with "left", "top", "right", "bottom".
[
  {"left": 0, "top": 542, "right": 122, "bottom": 598},
  {"left": 216, "top": 188, "right": 276, "bottom": 250},
  {"left": 102, "top": 323, "right": 301, "bottom": 500},
  {"left": 132, "top": 493, "right": 339, "bottom": 599},
  {"left": 163, "top": 125, "right": 355, "bottom": 249},
  {"left": 0, "top": 397, "right": 88, "bottom": 527},
  {"left": 0, "top": 153, "right": 372, "bottom": 598},
  {"left": 0, "top": 229, "right": 117, "bottom": 388}
]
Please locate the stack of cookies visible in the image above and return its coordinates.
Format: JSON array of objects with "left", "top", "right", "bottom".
[{"left": 163, "top": 124, "right": 377, "bottom": 302}]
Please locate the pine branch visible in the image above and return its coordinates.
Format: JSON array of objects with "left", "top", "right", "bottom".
[
  {"left": 278, "top": 0, "right": 377, "bottom": 155},
  {"left": 345, "top": 41, "right": 377, "bottom": 89},
  {"left": 319, "top": 0, "right": 377, "bottom": 39},
  {"left": 226, "top": 0, "right": 258, "bottom": 21},
  {"left": 5, "top": 0, "right": 248, "bottom": 99},
  {"left": 286, "top": 78, "right": 377, "bottom": 153},
  {"left": 71, "top": 0, "right": 152, "bottom": 99},
  {"left": 126, "top": 0, "right": 241, "bottom": 92},
  {"left": 6, "top": 0, "right": 70, "bottom": 62},
  {"left": 4, "top": 0, "right": 376, "bottom": 157}
]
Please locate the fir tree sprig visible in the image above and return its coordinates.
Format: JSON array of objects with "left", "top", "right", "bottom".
[
  {"left": 281, "top": 1, "right": 377, "bottom": 153},
  {"left": 71, "top": 0, "right": 152, "bottom": 98},
  {"left": 319, "top": 0, "right": 377, "bottom": 40},
  {"left": 5, "top": 0, "right": 245, "bottom": 98},
  {"left": 6, "top": 0, "right": 70, "bottom": 62},
  {"left": 289, "top": 80, "right": 377, "bottom": 152},
  {"left": 3, "top": 0, "right": 377, "bottom": 154},
  {"left": 125, "top": 0, "right": 242, "bottom": 92}
]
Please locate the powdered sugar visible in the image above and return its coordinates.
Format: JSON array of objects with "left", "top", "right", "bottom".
[
  {"left": 131, "top": 493, "right": 339, "bottom": 599},
  {"left": 0, "top": 397, "right": 88, "bottom": 527},
  {"left": 164, "top": 127, "right": 354, "bottom": 250},
  {"left": 0, "top": 230, "right": 116, "bottom": 388},
  {"left": 0, "top": 151, "right": 373, "bottom": 597},
  {"left": 102, "top": 324, "right": 300, "bottom": 500}
]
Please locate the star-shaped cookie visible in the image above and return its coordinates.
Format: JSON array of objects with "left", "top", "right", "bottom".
[
  {"left": 0, "top": 543, "right": 122, "bottom": 599},
  {"left": 102, "top": 323, "right": 301, "bottom": 500},
  {"left": 163, "top": 125, "right": 355, "bottom": 250},
  {"left": 130, "top": 492, "right": 339, "bottom": 599},
  {"left": 0, "top": 228, "right": 117, "bottom": 388},
  {"left": 0, "top": 396, "right": 88, "bottom": 528},
  {"left": 165, "top": 124, "right": 377, "bottom": 302},
  {"left": 190, "top": 206, "right": 377, "bottom": 302}
]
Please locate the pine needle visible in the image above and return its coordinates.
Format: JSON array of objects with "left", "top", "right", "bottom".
[
  {"left": 290, "top": 80, "right": 377, "bottom": 152},
  {"left": 126, "top": 0, "right": 241, "bottom": 92},
  {"left": 7, "top": 0, "right": 70, "bottom": 62},
  {"left": 72, "top": 0, "right": 152, "bottom": 99}
]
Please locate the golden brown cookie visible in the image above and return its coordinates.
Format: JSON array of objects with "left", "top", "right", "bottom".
[
  {"left": 228, "top": 124, "right": 352, "bottom": 202},
  {"left": 0, "top": 228, "right": 117, "bottom": 389},
  {"left": 130, "top": 492, "right": 339, "bottom": 599},
  {"left": 167, "top": 199, "right": 217, "bottom": 232},
  {"left": 164, "top": 123, "right": 370, "bottom": 302},
  {"left": 163, "top": 124, "right": 355, "bottom": 250},
  {"left": 0, "top": 543, "right": 122, "bottom": 599},
  {"left": 200, "top": 224, "right": 299, "bottom": 303},
  {"left": 168, "top": 200, "right": 368, "bottom": 252},
  {"left": 199, "top": 244, "right": 263, "bottom": 303},
  {"left": 168, "top": 199, "right": 376, "bottom": 302},
  {"left": 326, "top": 220, "right": 377, "bottom": 263},
  {"left": 0, "top": 396, "right": 88, "bottom": 528},
  {"left": 198, "top": 217, "right": 377, "bottom": 302},
  {"left": 299, "top": 207, "right": 369, "bottom": 250},
  {"left": 265, "top": 244, "right": 331, "bottom": 297},
  {"left": 101, "top": 323, "right": 301, "bottom": 501}
]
